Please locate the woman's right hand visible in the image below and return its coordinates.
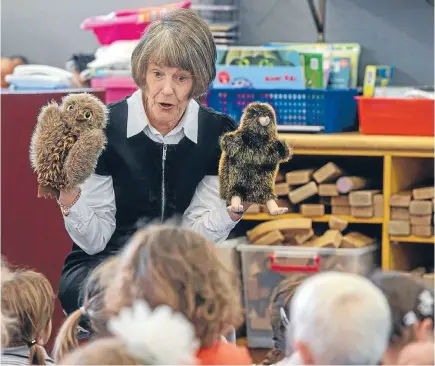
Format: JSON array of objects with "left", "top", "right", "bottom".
[{"left": 59, "top": 188, "right": 81, "bottom": 207}]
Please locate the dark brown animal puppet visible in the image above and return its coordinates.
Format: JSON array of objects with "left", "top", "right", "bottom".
[
  {"left": 219, "top": 102, "right": 292, "bottom": 215},
  {"left": 30, "top": 93, "right": 108, "bottom": 199}
]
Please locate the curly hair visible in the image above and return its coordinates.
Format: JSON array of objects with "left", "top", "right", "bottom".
[{"left": 105, "top": 225, "right": 243, "bottom": 347}]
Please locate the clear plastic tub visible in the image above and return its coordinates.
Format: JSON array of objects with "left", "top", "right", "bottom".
[{"left": 237, "top": 242, "right": 379, "bottom": 348}]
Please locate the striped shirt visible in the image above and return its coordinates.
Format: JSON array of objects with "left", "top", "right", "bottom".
[{"left": 1, "top": 346, "right": 54, "bottom": 365}]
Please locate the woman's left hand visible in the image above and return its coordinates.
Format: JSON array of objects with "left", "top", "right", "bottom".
[{"left": 228, "top": 202, "right": 252, "bottom": 221}]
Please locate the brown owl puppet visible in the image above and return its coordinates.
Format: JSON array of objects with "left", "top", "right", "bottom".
[
  {"left": 219, "top": 102, "right": 292, "bottom": 215},
  {"left": 30, "top": 93, "right": 108, "bottom": 199}
]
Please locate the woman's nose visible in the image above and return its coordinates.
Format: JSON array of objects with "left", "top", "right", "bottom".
[{"left": 161, "top": 78, "right": 175, "bottom": 95}]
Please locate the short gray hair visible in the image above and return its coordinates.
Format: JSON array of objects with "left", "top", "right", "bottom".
[
  {"left": 131, "top": 8, "right": 216, "bottom": 99},
  {"left": 289, "top": 272, "right": 391, "bottom": 365}
]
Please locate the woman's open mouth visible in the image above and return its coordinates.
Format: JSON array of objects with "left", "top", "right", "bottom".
[{"left": 158, "top": 102, "right": 175, "bottom": 110}]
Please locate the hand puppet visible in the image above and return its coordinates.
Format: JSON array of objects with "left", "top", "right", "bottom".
[
  {"left": 30, "top": 93, "right": 108, "bottom": 199},
  {"left": 219, "top": 102, "right": 292, "bottom": 215}
]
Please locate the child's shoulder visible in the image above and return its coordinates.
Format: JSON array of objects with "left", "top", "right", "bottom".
[{"left": 197, "top": 341, "right": 253, "bottom": 365}]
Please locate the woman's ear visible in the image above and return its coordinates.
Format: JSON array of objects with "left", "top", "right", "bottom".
[{"left": 414, "top": 318, "right": 434, "bottom": 342}]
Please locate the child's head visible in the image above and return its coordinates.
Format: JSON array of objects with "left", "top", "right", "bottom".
[
  {"left": 1, "top": 269, "right": 55, "bottom": 364},
  {"left": 370, "top": 271, "right": 434, "bottom": 364},
  {"left": 53, "top": 255, "right": 120, "bottom": 362},
  {"left": 60, "top": 299, "right": 199, "bottom": 365},
  {"left": 1, "top": 257, "right": 15, "bottom": 347},
  {"left": 263, "top": 273, "right": 310, "bottom": 365},
  {"left": 106, "top": 224, "right": 243, "bottom": 347}
]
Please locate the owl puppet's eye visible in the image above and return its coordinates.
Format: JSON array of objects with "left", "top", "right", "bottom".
[
  {"left": 84, "top": 111, "right": 92, "bottom": 120},
  {"left": 67, "top": 104, "right": 74, "bottom": 111}
]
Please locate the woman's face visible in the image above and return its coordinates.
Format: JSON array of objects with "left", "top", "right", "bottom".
[{"left": 143, "top": 63, "right": 193, "bottom": 129}]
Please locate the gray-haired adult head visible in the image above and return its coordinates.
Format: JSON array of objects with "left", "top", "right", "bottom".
[
  {"left": 289, "top": 272, "right": 391, "bottom": 365},
  {"left": 131, "top": 8, "right": 216, "bottom": 99}
]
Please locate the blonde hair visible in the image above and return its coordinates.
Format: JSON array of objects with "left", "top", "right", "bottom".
[
  {"left": 1, "top": 258, "right": 15, "bottom": 347},
  {"left": 131, "top": 8, "right": 216, "bottom": 98},
  {"left": 1, "top": 269, "right": 55, "bottom": 365},
  {"left": 59, "top": 337, "right": 138, "bottom": 365},
  {"left": 53, "top": 255, "right": 119, "bottom": 362},
  {"left": 106, "top": 225, "right": 243, "bottom": 347}
]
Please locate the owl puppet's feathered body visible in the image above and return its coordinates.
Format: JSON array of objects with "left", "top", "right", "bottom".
[
  {"left": 219, "top": 102, "right": 292, "bottom": 215},
  {"left": 30, "top": 93, "right": 108, "bottom": 198}
]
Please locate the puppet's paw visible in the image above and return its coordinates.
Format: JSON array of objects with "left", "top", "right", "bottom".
[
  {"left": 227, "top": 204, "right": 244, "bottom": 214},
  {"left": 269, "top": 207, "right": 289, "bottom": 216}
]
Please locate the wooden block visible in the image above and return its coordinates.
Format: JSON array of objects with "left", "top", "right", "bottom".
[
  {"left": 260, "top": 287, "right": 271, "bottom": 298},
  {"left": 410, "top": 200, "right": 433, "bottom": 216},
  {"left": 300, "top": 204, "right": 325, "bottom": 217},
  {"left": 250, "top": 316, "right": 271, "bottom": 331},
  {"left": 412, "top": 186, "right": 434, "bottom": 200},
  {"left": 328, "top": 216, "right": 349, "bottom": 232},
  {"left": 389, "top": 191, "right": 412, "bottom": 208},
  {"left": 294, "top": 229, "right": 315, "bottom": 245},
  {"left": 275, "top": 171, "right": 285, "bottom": 183},
  {"left": 313, "top": 162, "right": 343, "bottom": 184},
  {"left": 410, "top": 215, "right": 432, "bottom": 226},
  {"left": 351, "top": 206, "right": 374, "bottom": 218},
  {"left": 247, "top": 277, "right": 260, "bottom": 301},
  {"left": 374, "top": 194, "right": 384, "bottom": 217},
  {"left": 349, "top": 190, "right": 381, "bottom": 207},
  {"left": 247, "top": 218, "right": 312, "bottom": 242},
  {"left": 245, "top": 204, "right": 261, "bottom": 214},
  {"left": 336, "top": 176, "right": 368, "bottom": 194},
  {"left": 412, "top": 225, "right": 433, "bottom": 238},
  {"left": 331, "top": 205, "right": 351, "bottom": 216},
  {"left": 341, "top": 232, "right": 374, "bottom": 248},
  {"left": 248, "top": 261, "right": 262, "bottom": 277},
  {"left": 388, "top": 220, "right": 411, "bottom": 236},
  {"left": 311, "top": 230, "right": 342, "bottom": 248},
  {"left": 285, "top": 169, "right": 314, "bottom": 185},
  {"left": 253, "top": 230, "right": 284, "bottom": 246},
  {"left": 275, "top": 182, "right": 290, "bottom": 196},
  {"left": 318, "top": 184, "right": 339, "bottom": 197},
  {"left": 331, "top": 195, "right": 349, "bottom": 206},
  {"left": 288, "top": 182, "right": 318, "bottom": 204},
  {"left": 391, "top": 207, "right": 410, "bottom": 221},
  {"left": 302, "top": 235, "right": 320, "bottom": 247},
  {"left": 422, "top": 273, "right": 434, "bottom": 288}
]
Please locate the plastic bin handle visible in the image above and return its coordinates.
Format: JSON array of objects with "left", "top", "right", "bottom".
[{"left": 269, "top": 254, "right": 320, "bottom": 273}]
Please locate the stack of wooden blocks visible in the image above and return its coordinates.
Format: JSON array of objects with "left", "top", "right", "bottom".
[
  {"left": 246, "top": 162, "right": 383, "bottom": 219},
  {"left": 389, "top": 186, "right": 434, "bottom": 237},
  {"left": 396, "top": 267, "right": 434, "bottom": 289}
]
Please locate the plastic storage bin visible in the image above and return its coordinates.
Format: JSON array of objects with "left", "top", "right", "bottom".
[
  {"left": 206, "top": 88, "right": 358, "bottom": 133},
  {"left": 91, "top": 77, "right": 136, "bottom": 104},
  {"left": 81, "top": 1, "right": 192, "bottom": 45},
  {"left": 237, "top": 243, "right": 378, "bottom": 348},
  {"left": 356, "top": 97, "right": 434, "bottom": 136}
]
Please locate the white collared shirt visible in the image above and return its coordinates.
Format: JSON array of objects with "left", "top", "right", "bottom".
[{"left": 63, "top": 89, "right": 239, "bottom": 255}]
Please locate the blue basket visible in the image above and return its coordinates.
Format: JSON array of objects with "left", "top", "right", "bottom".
[{"left": 206, "top": 88, "right": 358, "bottom": 133}]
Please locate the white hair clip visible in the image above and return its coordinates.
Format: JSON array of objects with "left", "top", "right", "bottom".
[
  {"left": 280, "top": 307, "right": 290, "bottom": 328},
  {"left": 417, "top": 289, "right": 434, "bottom": 317},
  {"left": 403, "top": 311, "right": 418, "bottom": 326},
  {"left": 108, "top": 300, "right": 199, "bottom": 365}
]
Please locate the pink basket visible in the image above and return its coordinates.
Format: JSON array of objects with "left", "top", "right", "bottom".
[
  {"left": 81, "top": 1, "right": 191, "bottom": 45},
  {"left": 91, "top": 77, "right": 136, "bottom": 104}
]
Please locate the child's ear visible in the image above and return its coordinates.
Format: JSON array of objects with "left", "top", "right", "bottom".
[
  {"left": 415, "top": 318, "right": 434, "bottom": 342},
  {"left": 294, "top": 340, "right": 314, "bottom": 365}
]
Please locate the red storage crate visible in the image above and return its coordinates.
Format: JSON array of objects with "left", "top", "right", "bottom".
[{"left": 356, "top": 97, "right": 434, "bottom": 136}]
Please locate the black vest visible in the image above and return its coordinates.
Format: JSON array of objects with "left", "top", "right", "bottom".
[{"left": 62, "top": 98, "right": 236, "bottom": 273}]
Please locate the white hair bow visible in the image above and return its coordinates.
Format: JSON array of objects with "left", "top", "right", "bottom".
[{"left": 108, "top": 300, "right": 199, "bottom": 365}]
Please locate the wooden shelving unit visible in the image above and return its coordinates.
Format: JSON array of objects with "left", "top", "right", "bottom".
[{"left": 241, "top": 132, "right": 434, "bottom": 271}]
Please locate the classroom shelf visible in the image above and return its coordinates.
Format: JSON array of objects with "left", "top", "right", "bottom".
[
  {"left": 243, "top": 213, "right": 383, "bottom": 224},
  {"left": 390, "top": 235, "right": 435, "bottom": 244},
  {"left": 241, "top": 132, "right": 434, "bottom": 272}
]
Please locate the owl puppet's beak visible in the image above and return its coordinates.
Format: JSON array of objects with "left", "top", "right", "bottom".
[{"left": 259, "top": 116, "right": 270, "bottom": 126}]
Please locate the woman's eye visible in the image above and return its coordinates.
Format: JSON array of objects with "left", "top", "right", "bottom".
[
  {"left": 67, "top": 104, "right": 74, "bottom": 111},
  {"left": 177, "top": 76, "right": 187, "bottom": 82},
  {"left": 154, "top": 71, "right": 162, "bottom": 78}
]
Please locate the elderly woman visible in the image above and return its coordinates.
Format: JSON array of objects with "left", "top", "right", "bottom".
[{"left": 57, "top": 8, "right": 247, "bottom": 315}]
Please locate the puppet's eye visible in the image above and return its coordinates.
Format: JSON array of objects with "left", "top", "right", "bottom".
[
  {"left": 67, "top": 104, "right": 74, "bottom": 111},
  {"left": 84, "top": 111, "right": 92, "bottom": 120}
]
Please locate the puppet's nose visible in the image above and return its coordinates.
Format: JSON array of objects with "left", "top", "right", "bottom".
[{"left": 259, "top": 116, "right": 270, "bottom": 126}]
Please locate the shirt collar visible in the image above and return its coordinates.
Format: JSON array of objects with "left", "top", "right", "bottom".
[{"left": 126, "top": 89, "right": 199, "bottom": 143}]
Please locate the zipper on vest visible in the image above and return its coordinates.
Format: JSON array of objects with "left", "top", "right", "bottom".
[{"left": 161, "top": 144, "right": 167, "bottom": 222}]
